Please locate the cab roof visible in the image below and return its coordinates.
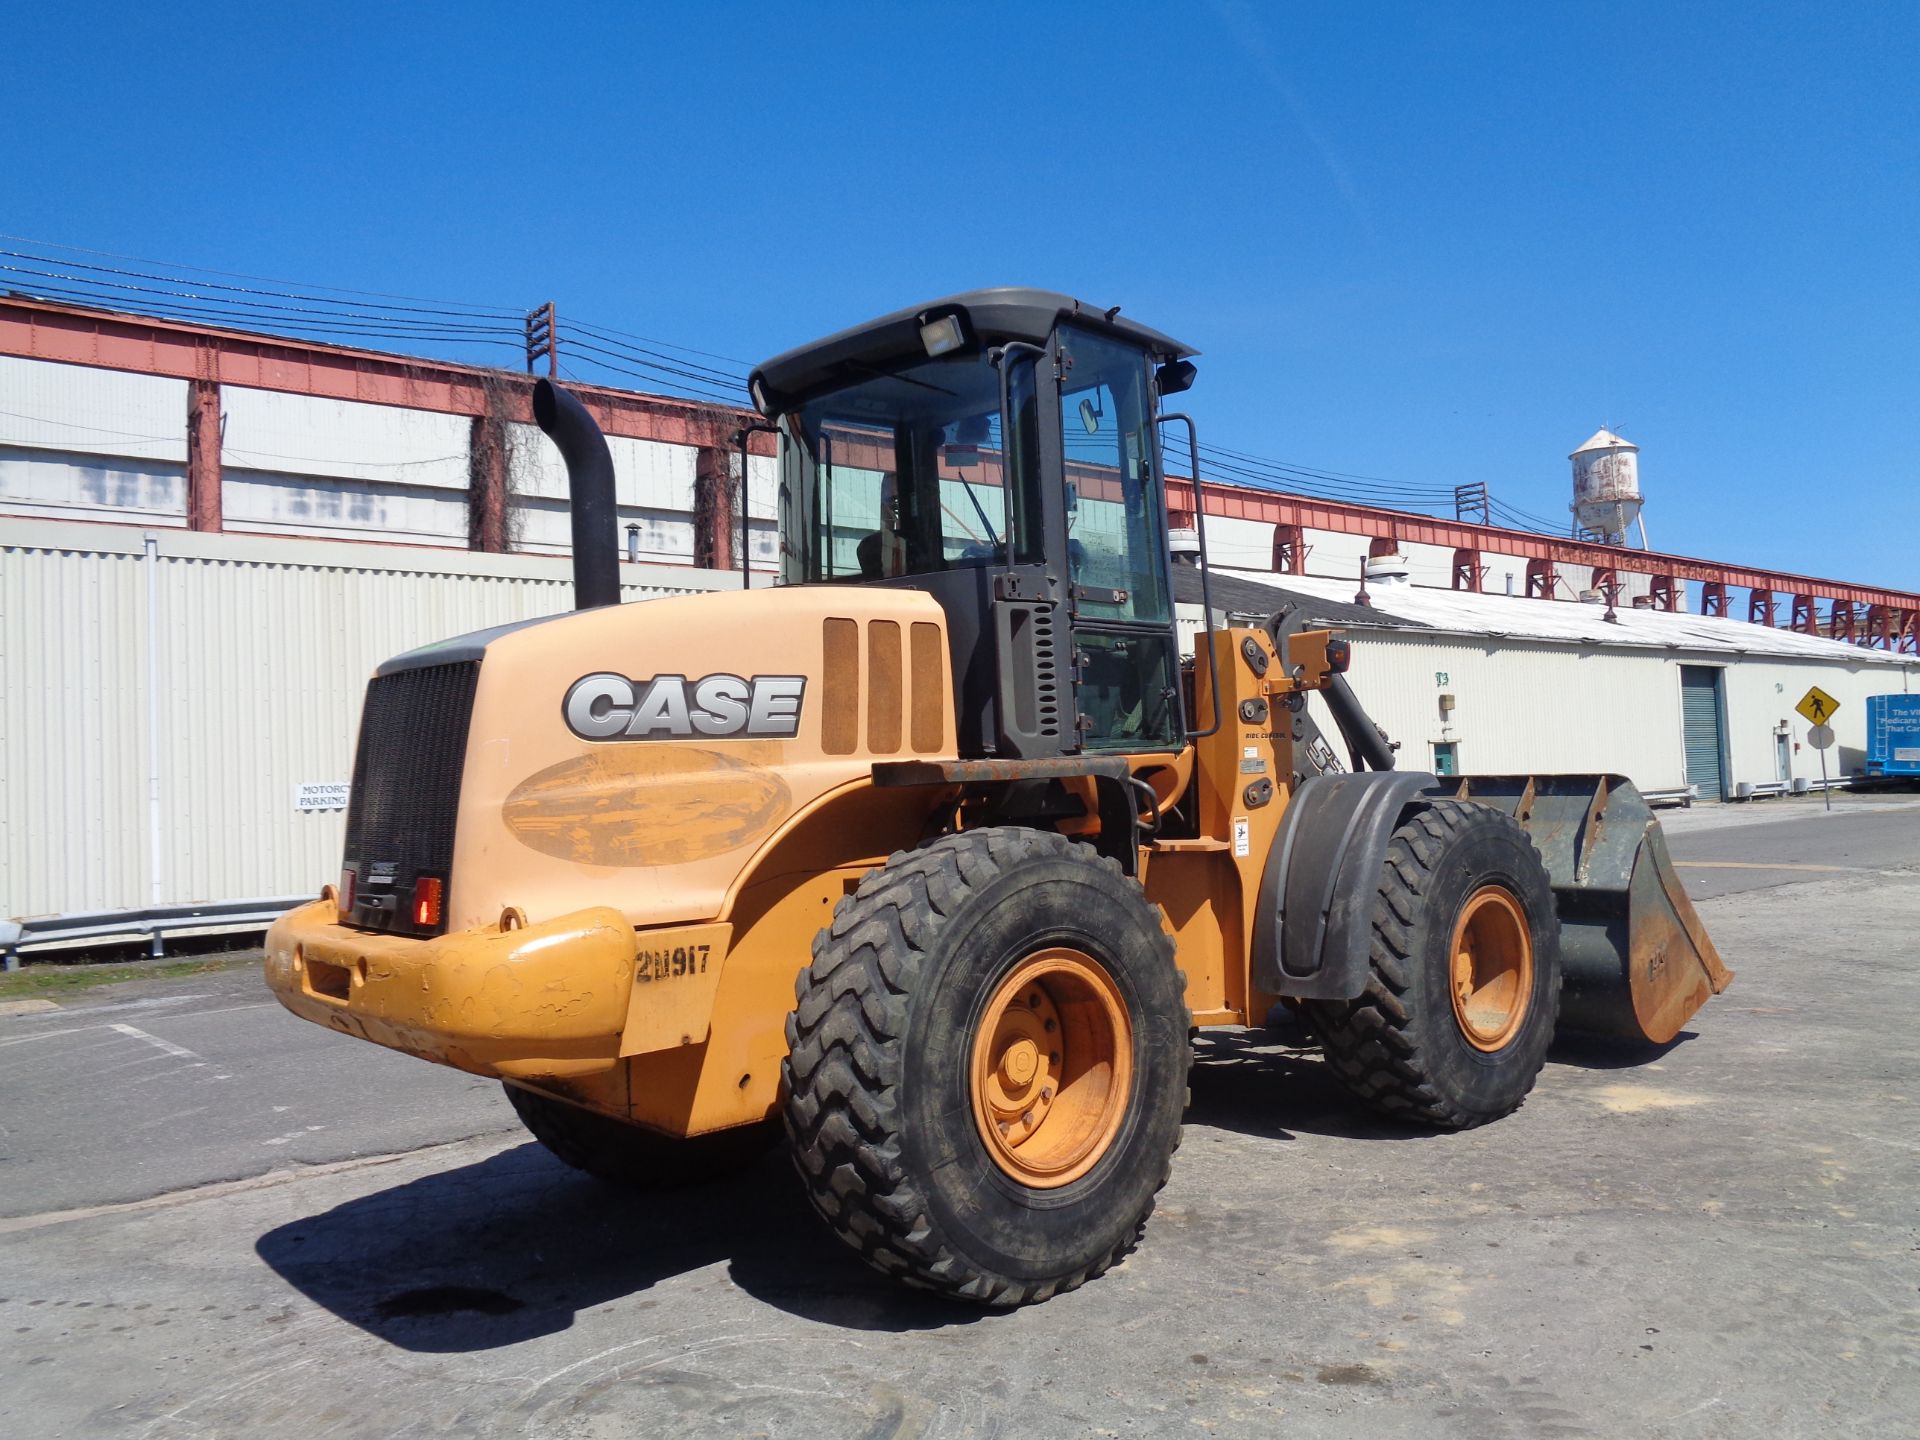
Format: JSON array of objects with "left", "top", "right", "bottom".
[{"left": 749, "top": 287, "right": 1198, "bottom": 416}]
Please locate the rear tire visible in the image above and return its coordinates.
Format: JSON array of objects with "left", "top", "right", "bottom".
[
  {"left": 783, "top": 828, "right": 1190, "bottom": 1305},
  {"left": 1307, "top": 800, "right": 1561, "bottom": 1129},
  {"left": 504, "top": 1083, "right": 776, "bottom": 1188}
]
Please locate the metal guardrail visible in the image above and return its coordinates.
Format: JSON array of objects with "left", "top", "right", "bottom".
[{"left": 0, "top": 897, "right": 310, "bottom": 972}]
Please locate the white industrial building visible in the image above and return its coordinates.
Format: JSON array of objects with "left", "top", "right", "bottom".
[
  {"left": 3, "top": 296, "right": 1917, "bottom": 961},
  {"left": 0, "top": 352, "right": 780, "bottom": 565},
  {"left": 1176, "top": 564, "right": 1916, "bottom": 799}
]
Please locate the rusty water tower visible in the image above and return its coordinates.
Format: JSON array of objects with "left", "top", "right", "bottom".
[{"left": 1570, "top": 427, "right": 1647, "bottom": 547}]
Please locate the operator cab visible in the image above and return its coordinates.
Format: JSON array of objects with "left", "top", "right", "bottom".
[{"left": 750, "top": 289, "right": 1199, "bottom": 761}]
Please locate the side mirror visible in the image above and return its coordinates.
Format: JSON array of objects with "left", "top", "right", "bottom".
[
  {"left": 1078, "top": 397, "right": 1102, "bottom": 435},
  {"left": 1155, "top": 359, "right": 1197, "bottom": 396}
]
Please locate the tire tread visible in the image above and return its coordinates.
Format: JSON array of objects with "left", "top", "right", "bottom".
[
  {"left": 1308, "top": 800, "right": 1562, "bottom": 1130},
  {"left": 782, "top": 828, "right": 1187, "bottom": 1305}
]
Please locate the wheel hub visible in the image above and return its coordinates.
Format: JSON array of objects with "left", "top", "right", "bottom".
[
  {"left": 1449, "top": 884, "right": 1534, "bottom": 1051},
  {"left": 1001, "top": 1038, "right": 1040, "bottom": 1088},
  {"left": 971, "top": 948, "right": 1133, "bottom": 1189}
]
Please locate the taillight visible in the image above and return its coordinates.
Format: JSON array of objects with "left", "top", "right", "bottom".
[
  {"left": 338, "top": 869, "right": 356, "bottom": 916},
  {"left": 412, "top": 876, "right": 445, "bottom": 929}
]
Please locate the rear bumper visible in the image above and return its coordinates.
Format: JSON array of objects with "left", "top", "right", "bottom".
[{"left": 263, "top": 899, "right": 638, "bottom": 1080}]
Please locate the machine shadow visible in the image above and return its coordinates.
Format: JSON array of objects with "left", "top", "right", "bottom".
[
  {"left": 258, "top": 1025, "right": 1669, "bottom": 1353},
  {"left": 1184, "top": 1029, "right": 1440, "bottom": 1143},
  {"left": 254, "top": 1141, "right": 982, "bottom": 1352},
  {"left": 1547, "top": 1030, "right": 1697, "bottom": 1069},
  {"left": 1187, "top": 1023, "right": 1696, "bottom": 1137}
]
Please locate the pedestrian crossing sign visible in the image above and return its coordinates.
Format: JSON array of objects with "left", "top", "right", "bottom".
[{"left": 1795, "top": 686, "right": 1840, "bottom": 726}]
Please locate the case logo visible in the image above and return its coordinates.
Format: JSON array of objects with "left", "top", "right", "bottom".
[{"left": 563, "top": 672, "right": 806, "bottom": 741}]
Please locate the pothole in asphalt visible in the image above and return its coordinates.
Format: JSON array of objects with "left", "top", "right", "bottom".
[{"left": 372, "top": 1286, "right": 524, "bottom": 1319}]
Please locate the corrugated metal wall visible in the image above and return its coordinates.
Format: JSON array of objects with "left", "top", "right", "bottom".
[
  {"left": 7, "top": 515, "right": 1915, "bottom": 924},
  {"left": 1310, "top": 632, "right": 1685, "bottom": 786},
  {"left": 1717, "top": 655, "right": 1910, "bottom": 784},
  {"left": 1, "top": 518, "right": 729, "bottom": 920},
  {"left": 2, "top": 539, "right": 152, "bottom": 916}
]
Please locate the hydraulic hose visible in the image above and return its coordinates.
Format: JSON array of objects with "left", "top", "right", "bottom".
[{"left": 1325, "top": 672, "right": 1398, "bottom": 772}]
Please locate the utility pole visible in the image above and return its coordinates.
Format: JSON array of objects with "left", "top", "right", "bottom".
[
  {"left": 525, "top": 302, "right": 557, "bottom": 376},
  {"left": 1454, "top": 482, "right": 1489, "bottom": 524}
]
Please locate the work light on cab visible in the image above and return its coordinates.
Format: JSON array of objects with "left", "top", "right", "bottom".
[{"left": 918, "top": 312, "right": 967, "bottom": 357}]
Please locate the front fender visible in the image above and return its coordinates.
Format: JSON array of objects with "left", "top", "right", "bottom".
[{"left": 1251, "top": 771, "right": 1438, "bottom": 999}]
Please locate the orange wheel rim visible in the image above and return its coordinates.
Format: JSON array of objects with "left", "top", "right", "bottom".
[
  {"left": 970, "top": 947, "right": 1133, "bottom": 1189},
  {"left": 1449, "top": 885, "right": 1534, "bottom": 1051}
]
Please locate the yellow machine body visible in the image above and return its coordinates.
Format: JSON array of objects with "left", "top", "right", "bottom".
[
  {"left": 270, "top": 601, "right": 1313, "bottom": 1131},
  {"left": 266, "top": 599, "right": 1729, "bottom": 1138}
]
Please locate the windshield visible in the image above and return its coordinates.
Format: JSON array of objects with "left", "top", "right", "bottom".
[{"left": 778, "top": 352, "right": 1039, "bottom": 583}]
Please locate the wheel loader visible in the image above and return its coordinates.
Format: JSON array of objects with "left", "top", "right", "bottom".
[{"left": 264, "top": 288, "right": 1731, "bottom": 1305}]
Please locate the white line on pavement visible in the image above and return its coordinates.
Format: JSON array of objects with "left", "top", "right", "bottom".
[
  {"left": 108, "top": 1023, "right": 206, "bottom": 1062},
  {"left": 0, "top": 1025, "right": 99, "bottom": 1048}
]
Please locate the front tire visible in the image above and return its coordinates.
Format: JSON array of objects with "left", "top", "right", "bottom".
[
  {"left": 783, "top": 828, "right": 1190, "bottom": 1305},
  {"left": 1307, "top": 800, "right": 1561, "bottom": 1129}
]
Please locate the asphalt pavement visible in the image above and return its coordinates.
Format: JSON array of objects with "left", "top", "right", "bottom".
[
  {"left": 2, "top": 792, "right": 1916, "bottom": 1437},
  {"left": 1658, "top": 792, "right": 1920, "bottom": 899},
  {"left": 0, "top": 966, "right": 514, "bottom": 1219}
]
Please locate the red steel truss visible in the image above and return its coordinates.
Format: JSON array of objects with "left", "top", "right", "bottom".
[{"left": 4, "top": 297, "right": 1914, "bottom": 649}]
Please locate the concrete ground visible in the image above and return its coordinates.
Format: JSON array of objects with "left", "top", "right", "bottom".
[{"left": 2, "top": 795, "right": 1917, "bottom": 1437}]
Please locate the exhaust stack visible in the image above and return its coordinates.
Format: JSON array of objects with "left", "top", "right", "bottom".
[{"left": 532, "top": 378, "right": 621, "bottom": 609}]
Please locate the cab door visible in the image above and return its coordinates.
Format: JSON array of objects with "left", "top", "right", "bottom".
[{"left": 1052, "top": 326, "right": 1183, "bottom": 755}]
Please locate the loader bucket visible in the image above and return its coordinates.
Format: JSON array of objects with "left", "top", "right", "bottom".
[{"left": 1440, "top": 775, "right": 1734, "bottom": 1045}]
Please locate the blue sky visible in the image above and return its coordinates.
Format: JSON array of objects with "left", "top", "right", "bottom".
[{"left": 6, "top": 2, "right": 1915, "bottom": 588}]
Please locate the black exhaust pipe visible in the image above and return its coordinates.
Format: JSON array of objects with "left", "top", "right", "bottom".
[{"left": 532, "top": 378, "right": 621, "bottom": 610}]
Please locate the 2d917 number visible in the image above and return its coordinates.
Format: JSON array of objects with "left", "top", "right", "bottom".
[{"left": 635, "top": 943, "right": 711, "bottom": 983}]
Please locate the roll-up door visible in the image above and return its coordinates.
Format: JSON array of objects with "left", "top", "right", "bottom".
[{"left": 1680, "top": 665, "right": 1725, "bottom": 801}]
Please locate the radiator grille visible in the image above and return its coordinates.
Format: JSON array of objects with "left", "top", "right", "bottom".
[{"left": 341, "top": 661, "right": 479, "bottom": 935}]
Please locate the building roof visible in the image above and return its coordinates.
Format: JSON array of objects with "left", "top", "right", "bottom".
[
  {"left": 1571, "top": 427, "right": 1636, "bottom": 456},
  {"left": 1197, "top": 568, "right": 1918, "bottom": 667},
  {"left": 1172, "top": 563, "right": 1427, "bottom": 631}
]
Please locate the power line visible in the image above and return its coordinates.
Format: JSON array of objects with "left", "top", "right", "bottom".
[
  {"left": 560, "top": 332, "right": 750, "bottom": 390},
  {"left": 1193, "top": 450, "right": 1457, "bottom": 504},
  {"left": 564, "top": 316, "right": 757, "bottom": 369},
  {"left": 0, "top": 233, "right": 523, "bottom": 316},
  {"left": 1486, "top": 495, "right": 1567, "bottom": 534},
  {"left": 0, "top": 263, "right": 521, "bottom": 336},
  {"left": 561, "top": 348, "right": 751, "bottom": 407},
  {"left": 1, "top": 235, "right": 1577, "bottom": 531},
  {"left": 1199, "top": 439, "right": 1424, "bottom": 489},
  {"left": 0, "top": 250, "right": 523, "bottom": 323},
  {"left": 5, "top": 278, "right": 527, "bottom": 351},
  {"left": 4, "top": 278, "right": 527, "bottom": 352}
]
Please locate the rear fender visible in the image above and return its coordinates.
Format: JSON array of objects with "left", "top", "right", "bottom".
[{"left": 1252, "top": 770, "right": 1438, "bottom": 999}]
